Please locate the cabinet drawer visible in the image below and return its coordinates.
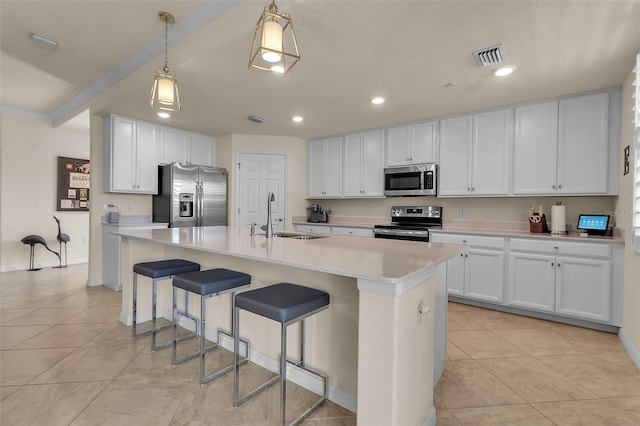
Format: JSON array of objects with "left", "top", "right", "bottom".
[
  {"left": 430, "top": 233, "right": 505, "bottom": 250},
  {"left": 510, "top": 238, "right": 610, "bottom": 258},
  {"left": 331, "top": 226, "right": 373, "bottom": 237},
  {"left": 294, "top": 224, "right": 332, "bottom": 234}
]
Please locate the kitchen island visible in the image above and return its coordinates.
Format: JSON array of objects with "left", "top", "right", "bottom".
[{"left": 114, "top": 226, "right": 465, "bottom": 426}]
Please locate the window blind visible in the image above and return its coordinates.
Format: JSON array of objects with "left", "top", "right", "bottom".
[{"left": 633, "top": 53, "right": 640, "bottom": 252}]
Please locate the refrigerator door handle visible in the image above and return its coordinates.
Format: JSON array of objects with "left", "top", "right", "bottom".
[
  {"left": 198, "top": 181, "right": 204, "bottom": 226},
  {"left": 196, "top": 182, "right": 200, "bottom": 226}
]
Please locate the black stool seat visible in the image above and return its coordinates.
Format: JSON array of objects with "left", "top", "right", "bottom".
[
  {"left": 133, "top": 259, "right": 200, "bottom": 278},
  {"left": 235, "top": 283, "right": 330, "bottom": 324},
  {"left": 173, "top": 268, "right": 251, "bottom": 295}
]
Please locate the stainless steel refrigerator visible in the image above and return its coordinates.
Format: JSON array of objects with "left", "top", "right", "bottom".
[{"left": 153, "top": 163, "right": 227, "bottom": 227}]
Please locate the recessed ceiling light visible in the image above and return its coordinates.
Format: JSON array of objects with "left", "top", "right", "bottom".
[
  {"left": 157, "top": 112, "right": 170, "bottom": 118},
  {"left": 371, "top": 97, "right": 385, "bottom": 105},
  {"left": 292, "top": 116, "right": 303, "bottom": 122},
  {"left": 493, "top": 66, "right": 516, "bottom": 77}
]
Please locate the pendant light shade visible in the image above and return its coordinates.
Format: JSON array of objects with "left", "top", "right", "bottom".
[
  {"left": 249, "top": 1, "right": 300, "bottom": 76},
  {"left": 149, "top": 11, "right": 181, "bottom": 117}
]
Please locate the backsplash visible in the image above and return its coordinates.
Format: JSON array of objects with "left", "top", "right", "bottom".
[{"left": 307, "top": 196, "right": 617, "bottom": 226}]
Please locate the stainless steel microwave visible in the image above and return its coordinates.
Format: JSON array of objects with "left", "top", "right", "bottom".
[{"left": 384, "top": 163, "right": 437, "bottom": 197}]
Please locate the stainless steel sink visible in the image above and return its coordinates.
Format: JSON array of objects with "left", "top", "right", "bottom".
[{"left": 267, "top": 232, "right": 328, "bottom": 240}]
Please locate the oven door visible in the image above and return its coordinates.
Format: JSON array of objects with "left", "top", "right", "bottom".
[
  {"left": 373, "top": 227, "right": 430, "bottom": 242},
  {"left": 384, "top": 168, "right": 424, "bottom": 196}
]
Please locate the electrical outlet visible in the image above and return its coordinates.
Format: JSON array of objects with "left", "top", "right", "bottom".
[
  {"left": 128, "top": 203, "right": 134, "bottom": 212},
  {"left": 458, "top": 208, "right": 465, "bottom": 218}
]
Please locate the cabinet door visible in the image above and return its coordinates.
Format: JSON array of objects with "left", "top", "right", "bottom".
[
  {"left": 439, "top": 115, "right": 472, "bottom": 196},
  {"left": 331, "top": 226, "right": 373, "bottom": 237},
  {"left": 558, "top": 92, "right": 609, "bottom": 194},
  {"left": 135, "top": 122, "right": 159, "bottom": 194},
  {"left": 307, "top": 139, "right": 325, "bottom": 197},
  {"left": 555, "top": 256, "right": 611, "bottom": 321},
  {"left": 110, "top": 116, "right": 136, "bottom": 192},
  {"left": 189, "top": 133, "right": 215, "bottom": 166},
  {"left": 362, "top": 130, "right": 385, "bottom": 196},
  {"left": 508, "top": 252, "right": 556, "bottom": 312},
  {"left": 446, "top": 252, "right": 466, "bottom": 296},
  {"left": 159, "top": 127, "right": 188, "bottom": 165},
  {"left": 466, "top": 248, "right": 504, "bottom": 302},
  {"left": 513, "top": 101, "right": 559, "bottom": 194},
  {"left": 386, "top": 126, "right": 411, "bottom": 166},
  {"left": 343, "top": 133, "right": 364, "bottom": 196},
  {"left": 472, "top": 109, "right": 512, "bottom": 195},
  {"left": 411, "top": 121, "right": 438, "bottom": 164},
  {"left": 323, "top": 136, "right": 343, "bottom": 197}
]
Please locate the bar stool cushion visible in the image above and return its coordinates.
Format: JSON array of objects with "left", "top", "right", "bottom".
[
  {"left": 133, "top": 259, "right": 200, "bottom": 279},
  {"left": 235, "top": 283, "right": 330, "bottom": 324},
  {"left": 173, "top": 268, "right": 251, "bottom": 296}
]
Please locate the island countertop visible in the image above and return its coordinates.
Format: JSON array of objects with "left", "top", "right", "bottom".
[{"left": 114, "top": 225, "right": 465, "bottom": 286}]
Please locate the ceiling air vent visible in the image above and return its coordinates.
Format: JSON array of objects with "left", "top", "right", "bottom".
[
  {"left": 248, "top": 115, "right": 267, "bottom": 124},
  {"left": 472, "top": 43, "right": 507, "bottom": 67}
]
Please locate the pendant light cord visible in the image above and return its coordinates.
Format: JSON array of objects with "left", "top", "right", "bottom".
[{"left": 163, "top": 16, "right": 169, "bottom": 73}]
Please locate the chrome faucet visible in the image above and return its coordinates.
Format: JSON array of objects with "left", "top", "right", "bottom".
[{"left": 261, "top": 192, "right": 275, "bottom": 238}]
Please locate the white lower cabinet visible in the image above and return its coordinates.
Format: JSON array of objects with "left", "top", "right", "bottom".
[
  {"left": 293, "top": 224, "right": 332, "bottom": 234},
  {"left": 508, "top": 238, "right": 613, "bottom": 323},
  {"left": 436, "top": 233, "right": 620, "bottom": 326},
  {"left": 294, "top": 224, "right": 372, "bottom": 237},
  {"left": 430, "top": 233, "right": 505, "bottom": 302}
]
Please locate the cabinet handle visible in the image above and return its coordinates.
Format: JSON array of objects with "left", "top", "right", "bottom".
[
  {"left": 554, "top": 246, "right": 559, "bottom": 249},
  {"left": 552, "top": 185, "right": 556, "bottom": 189},
  {"left": 557, "top": 263, "right": 561, "bottom": 268},
  {"left": 471, "top": 187, "right": 475, "bottom": 191},
  {"left": 558, "top": 184, "right": 562, "bottom": 189},
  {"left": 460, "top": 253, "right": 464, "bottom": 257},
  {"left": 465, "top": 254, "right": 468, "bottom": 258},
  {"left": 467, "top": 187, "right": 471, "bottom": 192},
  {"left": 462, "top": 240, "right": 467, "bottom": 243},
  {"left": 551, "top": 262, "right": 554, "bottom": 267}
]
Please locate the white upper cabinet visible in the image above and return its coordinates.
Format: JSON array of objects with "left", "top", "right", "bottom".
[
  {"left": 343, "top": 130, "right": 385, "bottom": 197},
  {"left": 439, "top": 115, "right": 472, "bottom": 196},
  {"left": 307, "top": 137, "right": 343, "bottom": 198},
  {"left": 104, "top": 115, "right": 159, "bottom": 194},
  {"left": 514, "top": 92, "right": 610, "bottom": 195},
  {"left": 557, "top": 92, "right": 609, "bottom": 194},
  {"left": 159, "top": 128, "right": 188, "bottom": 164},
  {"left": 159, "top": 128, "right": 216, "bottom": 166},
  {"left": 513, "top": 100, "right": 559, "bottom": 194},
  {"left": 439, "top": 108, "right": 512, "bottom": 196},
  {"left": 385, "top": 121, "right": 437, "bottom": 166}
]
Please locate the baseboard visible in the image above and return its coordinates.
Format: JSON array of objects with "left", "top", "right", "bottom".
[
  {"left": 148, "top": 308, "right": 358, "bottom": 412},
  {"left": 86, "top": 279, "right": 103, "bottom": 287},
  {"left": 619, "top": 328, "right": 640, "bottom": 371},
  {"left": 423, "top": 406, "right": 437, "bottom": 426},
  {"left": 0, "top": 258, "right": 88, "bottom": 272}
]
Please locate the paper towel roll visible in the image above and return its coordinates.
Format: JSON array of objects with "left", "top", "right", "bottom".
[{"left": 551, "top": 205, "right": 566, "bottom": 234}]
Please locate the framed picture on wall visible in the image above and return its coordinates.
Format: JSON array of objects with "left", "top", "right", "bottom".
[{"left": 57, "top": 156, "right": 90, "bottom": 211}]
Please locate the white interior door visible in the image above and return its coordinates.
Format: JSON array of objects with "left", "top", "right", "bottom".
[{"left": 237, "top": 152, "right": 287, "bottom": 232}]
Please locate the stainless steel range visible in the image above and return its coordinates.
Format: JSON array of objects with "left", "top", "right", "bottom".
[{"left": 373, "top": 206, "right": 442, "bottom": 242}]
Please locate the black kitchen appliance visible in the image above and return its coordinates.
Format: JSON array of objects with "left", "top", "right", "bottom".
[
  {"left": 307, "top": 204, "right": 329, "bottom": 223},
  {"left": 373, "top": 206, "right": 442, "bottom": 242}
]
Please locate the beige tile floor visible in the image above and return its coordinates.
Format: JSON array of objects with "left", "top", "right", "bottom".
[
  {"left": 1, "top": 264, "right": 639, "bottom": 425},
  {"left": 436, "top": 303, "right": 640, "bottom": 425}
]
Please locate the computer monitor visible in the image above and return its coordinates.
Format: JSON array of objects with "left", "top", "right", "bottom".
[{"left": 576, "top": 214, "right": 610, "bottom": 235}]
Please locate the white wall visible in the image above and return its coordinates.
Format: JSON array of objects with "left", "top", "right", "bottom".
[
  {"left": 615, "top": 67, "right": 640, "bottom": 365},
  {"left": 0, "top": 112, "right": 90, "bottom": 271}
]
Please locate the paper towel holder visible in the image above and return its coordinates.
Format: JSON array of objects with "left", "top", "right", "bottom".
[{"left": 550, "top": 203, "right": 568, "bottom": 235}]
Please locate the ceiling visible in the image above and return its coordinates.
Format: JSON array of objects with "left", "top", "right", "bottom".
[{"left": 1, "top": 0, "right": 639, "bottom": 140}]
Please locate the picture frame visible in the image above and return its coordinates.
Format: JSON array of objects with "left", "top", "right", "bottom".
[{"left": 57, "top": 156, "right": 90, "bottom": 211}]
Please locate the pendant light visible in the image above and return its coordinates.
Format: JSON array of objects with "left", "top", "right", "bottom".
[
  {"left": 149, "top": 11, "right": 181, "bottom": 118},
  {"left": 249, "top": 0, "right": 300, "bottom": 76}
]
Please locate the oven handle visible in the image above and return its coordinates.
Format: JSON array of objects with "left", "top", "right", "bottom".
[{"left": 373, "top": 228, "right": 430, "bottom": 237}]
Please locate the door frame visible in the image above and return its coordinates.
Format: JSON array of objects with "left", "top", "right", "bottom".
[{"left": 234, "top": 150, "right": 289, "bottom": 231}]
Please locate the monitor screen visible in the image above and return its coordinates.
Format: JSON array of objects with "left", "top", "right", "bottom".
[{"left": 577, "top": 214, "right": 609, "bottom": 231}]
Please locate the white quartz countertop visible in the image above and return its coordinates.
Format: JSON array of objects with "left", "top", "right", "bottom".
[
  {"left": 431, "top": 226, "right": 624, "bottom": 243},
  {"left": 114, "top": 226, "right": 465, "bottom": 283}
]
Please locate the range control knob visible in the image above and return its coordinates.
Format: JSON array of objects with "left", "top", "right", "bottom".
[{"left": 392, "top": 208, "right": 402, "bottom": 216}]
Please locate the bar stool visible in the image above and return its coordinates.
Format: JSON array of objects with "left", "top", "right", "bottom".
[
  {"left": 233, "top": 283, "right": 330, "bottom": 426},
  {"left": 132, "top": 259, "right": 201, "bottom": 351},
  {"left": 172, "top": 268, "right": 251, "bottom": 385}
]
